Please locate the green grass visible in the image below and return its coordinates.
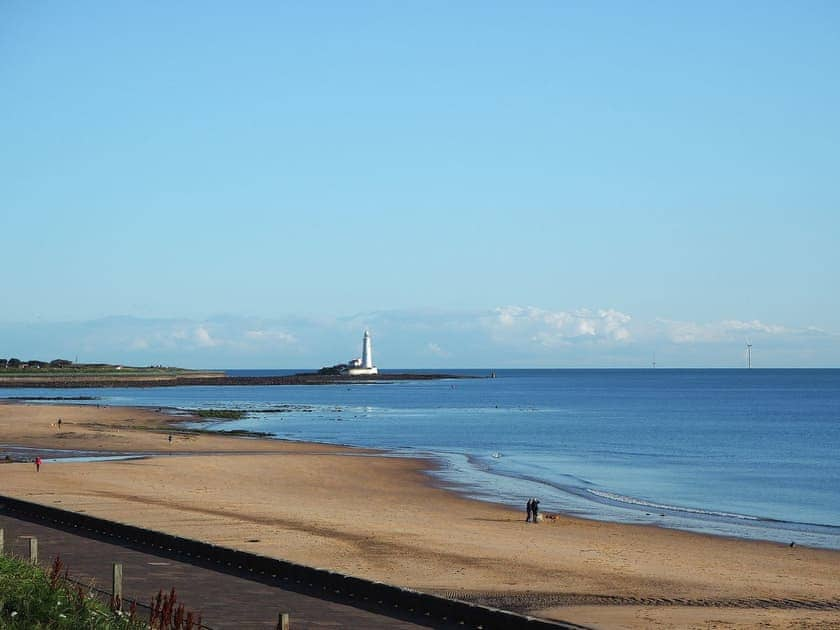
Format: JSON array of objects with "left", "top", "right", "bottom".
[
  {"left": 0, "top": 556, "right": 202, "bottom": 629},
  {"left": 0, "top": 555, "right": 143, "bottom": 629}
]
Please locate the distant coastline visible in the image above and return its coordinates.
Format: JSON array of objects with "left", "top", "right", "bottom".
[{"left": 0, "top": 371, "right": 471, "bottom": 388}]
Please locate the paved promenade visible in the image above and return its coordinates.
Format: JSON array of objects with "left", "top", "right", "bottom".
[{"left": 0, "top": 513, "right": 429, "bottom": 629}]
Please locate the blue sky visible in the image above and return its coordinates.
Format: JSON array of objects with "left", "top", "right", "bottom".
[{"left": 1, "top": 2, "right": 838, "bottom": 367}]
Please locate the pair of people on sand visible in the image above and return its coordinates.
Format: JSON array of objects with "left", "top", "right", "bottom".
[{"left": 525, "top": 497, "right": 540, "bottom": 522}]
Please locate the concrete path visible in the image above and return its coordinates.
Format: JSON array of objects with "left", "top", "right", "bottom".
[{"left": 0, "top": 513, "right": 432, "bottom": 629}]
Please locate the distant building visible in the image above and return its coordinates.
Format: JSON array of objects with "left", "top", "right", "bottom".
[
  {"left": 346, "top": 330, "right": 379, "bottom": 376},
  {"left": 319, "top": 330, "right": 380, "bottom": 376}
]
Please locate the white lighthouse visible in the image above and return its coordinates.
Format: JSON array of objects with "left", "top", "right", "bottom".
[
  {"left": 346, "top": 330, "right": 379, "bottom": 376},
  {"left": 362, "top": 330, "right": 374, "bottom": 369}
]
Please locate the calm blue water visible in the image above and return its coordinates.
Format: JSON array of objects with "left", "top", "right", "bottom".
[{"left": 5, "top": 369, "right": 840, "bottom": 549}]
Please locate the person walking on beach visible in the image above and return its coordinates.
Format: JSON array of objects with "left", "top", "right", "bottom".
[
  {"left": 35, "top": 456, "right": 42, "bottom": 472},
  {"left": 57, "top": 418, "right": 62, "bottom": 430},
  {"left": 531, "top": 498, "right": 540, "bottom": 522},
  {"left": 526, "top": 498, "right": 533, "bottom": 522}
]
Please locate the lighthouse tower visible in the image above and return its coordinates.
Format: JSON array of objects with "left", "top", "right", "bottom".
[
  {"left": 362, "top": 330, "right": 374, "bottom": 369},
  {"left": 346, "top": 330, "right": 379, "bottom": 376}
]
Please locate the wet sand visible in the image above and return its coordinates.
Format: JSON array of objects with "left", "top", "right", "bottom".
[{"left": 2, "top": 403, "right": 839, "bottom": 628}]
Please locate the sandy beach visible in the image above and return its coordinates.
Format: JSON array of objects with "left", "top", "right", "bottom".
[{"left": 1, "top": 403, "right": 839, "bottom": 629}]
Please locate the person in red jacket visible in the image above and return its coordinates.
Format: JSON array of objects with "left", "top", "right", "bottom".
[{"left": 35, "top": 456, "right": 42, "bottom": 472}]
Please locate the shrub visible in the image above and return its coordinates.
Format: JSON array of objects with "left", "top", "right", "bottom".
[{"left": 0, "top": 555, "right": 146, "bottom": 629}]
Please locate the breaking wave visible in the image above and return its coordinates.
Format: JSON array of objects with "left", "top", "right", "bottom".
[{"left": 586, "top": 489, "right": 760, "bottom": 521}]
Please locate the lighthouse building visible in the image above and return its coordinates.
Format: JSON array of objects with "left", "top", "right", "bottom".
[{"left": 346, "top": 330, "right": 379, "bottom": 376}]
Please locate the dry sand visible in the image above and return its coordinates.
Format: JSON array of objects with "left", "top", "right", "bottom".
[{"left": 1, "top": 403, "right": 839, "bottom": 628}]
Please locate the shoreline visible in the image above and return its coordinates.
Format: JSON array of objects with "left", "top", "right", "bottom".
[
  {"left": 2, "top": 403, "right": 839, "bottom": 628},
  {"left": 0, "top": 372, "right": 471, "bottom": 388},
  {"left": 441, "top": 450, "right": 840, "bottom": 552},
  {"left": 7, "top": 398, "right": 840, "bottom": 551},
  {"left": 188, "top": 409, "right": 840, "bottom": 552}
]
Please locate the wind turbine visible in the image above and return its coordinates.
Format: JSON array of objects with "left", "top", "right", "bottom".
[{"left": 745, "top": 340, "right": 752, "bottom": 369}]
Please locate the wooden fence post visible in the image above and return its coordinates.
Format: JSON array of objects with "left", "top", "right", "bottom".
[
  {"left": 277, "top": 612, "right": 289, "bottom": 630},
  {"left": 29, "top": 537, "right": 38, "bottom": 564},
  {"left": 112, "top": 563, "right": 123, "bottom": 609}
]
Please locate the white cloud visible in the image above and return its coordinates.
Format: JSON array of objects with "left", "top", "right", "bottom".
[
  {"left": 656, "top": 318, "right": 793, "bottom": 344},
  {"left": 245, "top": 330, "right": 297, "bottom": 344},
  {"left": 130, "top": 338, "right": 150, "bottom": 350},
  {"left": 120, "top": 321, "right": 299, "bottom": 351},
  {"left": 485, "top": 306, "right": 633, "bottom": 346},
  {"left": 425, "top": 342, "right": 450, "bottom": 357},
  {"left": 194, "top": 325, "right": 217, "bottom": 347},
  {"left": 3, "top": 309, "right": 838, "bottom": 368}
]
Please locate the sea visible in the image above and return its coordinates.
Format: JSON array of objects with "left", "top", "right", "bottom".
[{"left": 4, "top": 369, "right": 840, "bottom": 550}]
